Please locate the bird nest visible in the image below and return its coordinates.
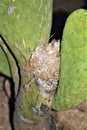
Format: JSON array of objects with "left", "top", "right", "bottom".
[{"left": 25, "top": 40, "right": 60, "bottom": 98}]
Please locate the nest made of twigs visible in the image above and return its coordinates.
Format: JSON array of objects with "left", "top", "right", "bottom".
[{"left": 26, "top": 40, "right": 60, "bottom": 82}]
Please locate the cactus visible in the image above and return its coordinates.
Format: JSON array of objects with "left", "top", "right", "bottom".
[
  {"left": 52, "top": 9, "right": 87, "bottom": 111},
  {"left": 0, "top": 0, "right": 52, "bottom": 78},
  {"left": 0, "top": 46, "right": 11, "bottom": 77},
  {"left": 0, "top": 0, "right": 52, "bottom": 124}
]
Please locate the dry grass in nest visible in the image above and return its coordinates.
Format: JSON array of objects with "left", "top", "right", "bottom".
[{"left": 25, "top": 40, "right": 60, "bottom": 98}]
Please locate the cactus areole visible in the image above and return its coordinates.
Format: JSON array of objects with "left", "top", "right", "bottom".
[{"left": 52, "top": 9, "right": 87, "bottom": 111}]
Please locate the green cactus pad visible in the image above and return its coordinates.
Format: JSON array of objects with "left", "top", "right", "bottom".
[
  {"left": 0, "top": 0, "right": 52, "bottom": 121},
  {"left": 0, "top": 0, "right": 52, "bottom": 94},
  {"left": 52, "top": 9, "right": 87, "bottom": 111},
  {"left": 0, "top": 45, "right": 10, "bottom": 77}
]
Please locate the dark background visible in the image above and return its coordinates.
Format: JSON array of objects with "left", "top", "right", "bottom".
[{"left": 50, "top": 0, "right": 87, "bottom": 42}]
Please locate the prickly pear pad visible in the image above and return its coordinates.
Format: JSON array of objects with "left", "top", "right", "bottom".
[
  {"left": 0, "top": 45, "right": 10, "bottom": 77},
  {"left": 0, "top": 0, "right": 53, "bottom": 122},
  {"left": 52, "top": 9, "right": 87, "bottom": 111}
]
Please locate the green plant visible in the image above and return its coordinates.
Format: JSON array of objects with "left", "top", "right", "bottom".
[
  {"left": 0, "top": 0, "right": 52, "bottom": 121},
  {"left": 52, "top": 9, "right": 87, "bottom": 111}
]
